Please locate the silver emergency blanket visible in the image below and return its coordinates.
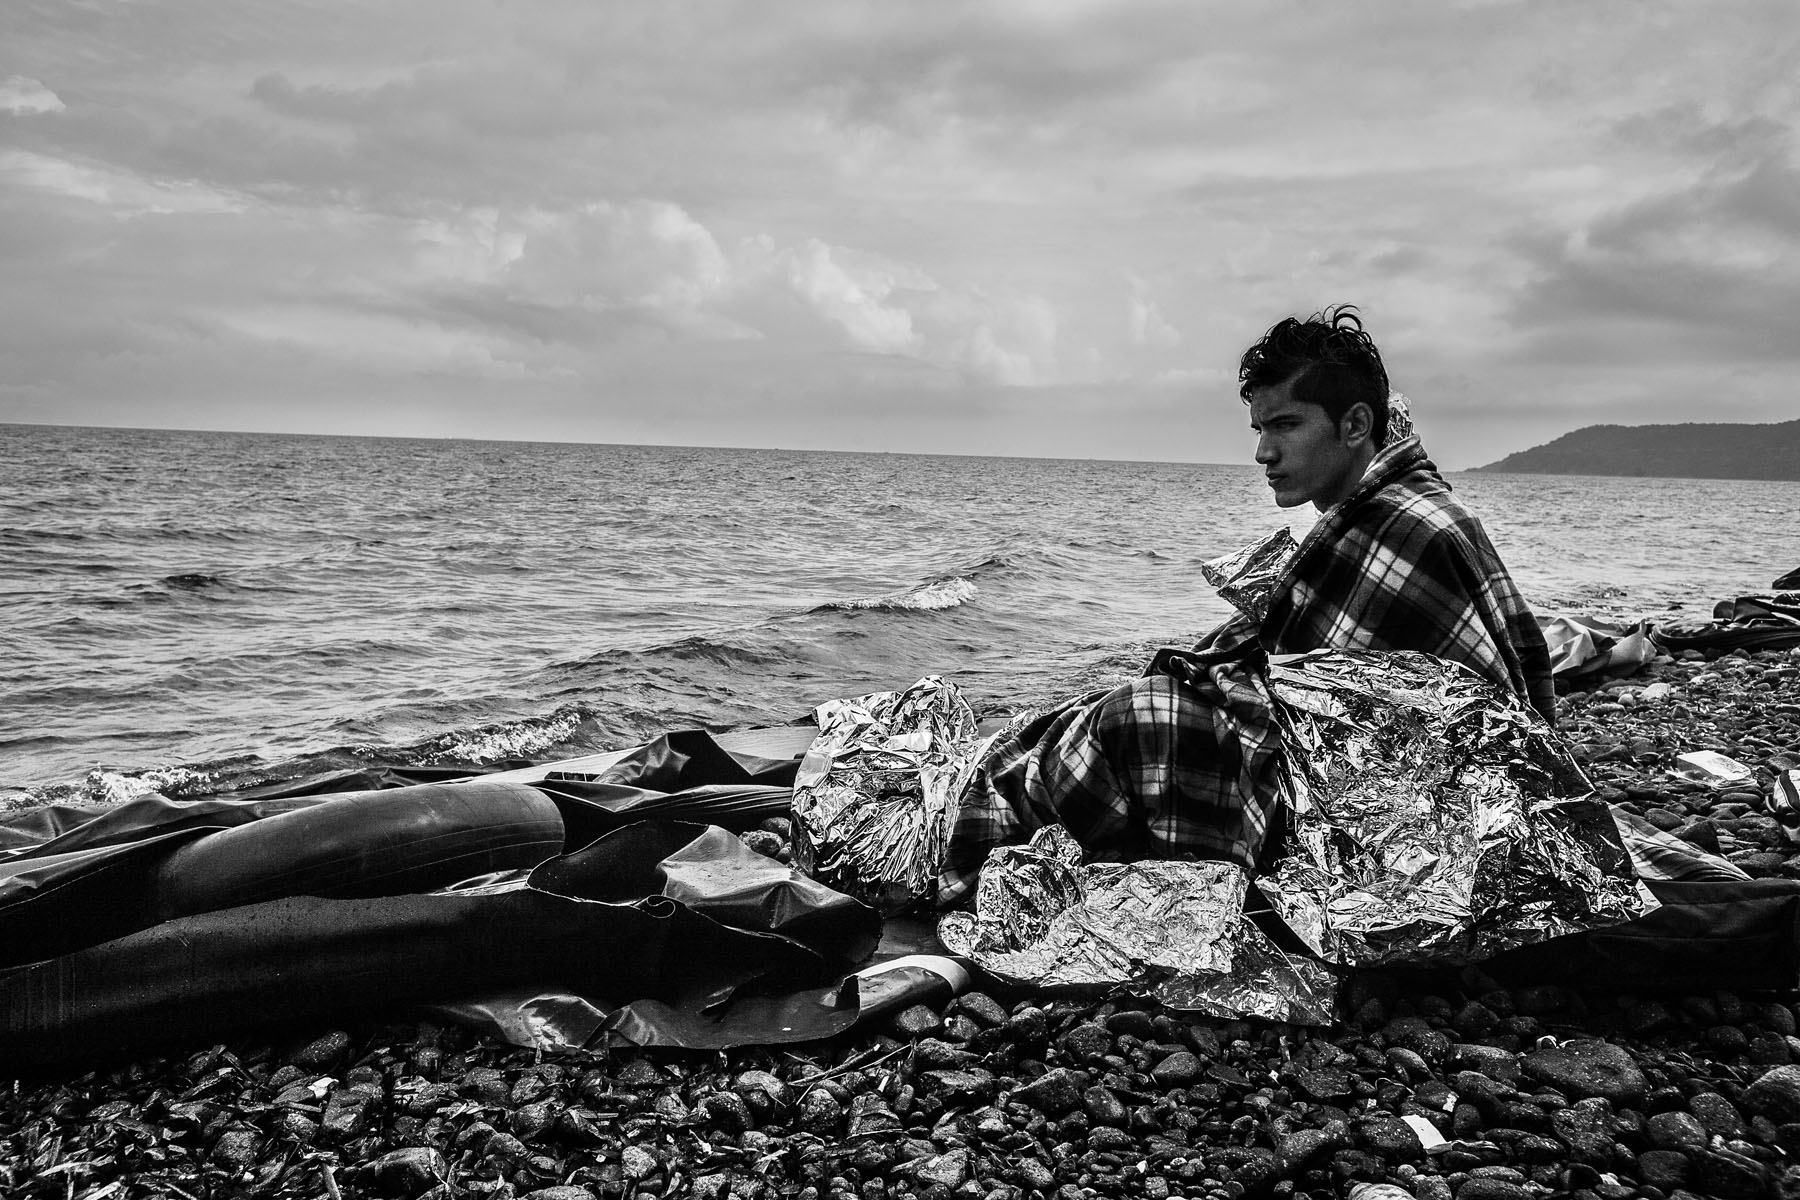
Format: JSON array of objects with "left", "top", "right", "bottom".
[
  {"left": 791, "top": 675, "right": 983, "bottom": 913},
  {"left": 1383, "top": 390, "right": 1414, "bottom": 447},
  {"left": 1201, "top": 527, "right": 1298, "bottom": 623},
  {"left": 1260, "top": 649, "right": 1656, "bottom": 967},
  {"left": 938, "top": 826, "right": 1337, "bottom": 1024}
]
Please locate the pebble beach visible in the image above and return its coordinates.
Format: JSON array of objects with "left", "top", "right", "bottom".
[{"left": 4, "top": 645, "right": 1799, "bottom": 1200}]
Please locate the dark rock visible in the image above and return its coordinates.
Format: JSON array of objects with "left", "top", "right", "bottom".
[
  {"left": 1690, "top": 1146, "right": 1774, "bottom": 1198},
  {"left": 289, "top": 1030, "right": 353, "bottom": 1072},
  {"left": 1358, "top": 1116, "right": 1423, "bottom": 1159},
  {"left": 1277, "top": 1120, "right": 1350, "bottom": 1174},
  {"left": 363, "top": 1146, "right": 451, "bottom": 1193},
  {"left": 1646, "top": 1111, "right": 1708, "bottom": 1149},
  {"left": 702, "top": 1091, "right": 755, "bottom": 1134},
  {"left": 209, "top": 1128, "right": 259, "bottom": 1171},
  {"left": 797, "top": 1089, "right": 842, "bottom": 1135},
  {"left": 1447, "top": 1043, "right": 1522, "bottom": 1084},
  {"left": 892, "top": 1004, "right": 945, "bottom": 1040},
  {"left": 1104, "top": 1009, "right": 1156, "bottom": 1040},
  {"left": 1626, "top": 1001, "right": 1679, "bottom": 1036},
  {"left": 321, "top": 1087, "right": 377, "bottom": 1141},
  {"left": 1454, "top": 1178, "right": 1532, "bottom": 1200},
  {"left": 951, "top": 992, "right": 1008, "bottom": 1027},
  {"left": 1552, "top": 1100, "right": 1618, "bottom": 1168},
  {"left": 1636, "top": 1150, "right": 1690, "bottom": 1190},
  {"left": 1744, "top": 1065, "right": 1800, "bottom": 1123},
  {"left": 1060, "top": 1023, "right": 1112, "bottom": 1061},
  {"left": 912, "top": 1148, "right": 970, "bottom": 1189},
  {"left": 1082, "top": 1086, "right": 1127, "bottom": 1128},
  {"left": 1005, "top": 1006, "right": 1050, "bottom": 1044},
  {"left": 1011, "top": 1068, "right": 1085, "bottom": 1115},
  {"left": 1013, "top": 1159, "right": 1056, "bottom": 1191},
  {"left": 919, "top": 1070, "right": 995, "bottom": 1105},
  {"left": 1087, "top": 1126, "right": 1133, "bottom": 1153},
  {"left": 1149, "top": 1051, "right": 1201, "bottom": 1088},
  {"left": 1289, "top": 1064, "right": 1356, "bottom": 1101},
  {"left": 1520, "top": 1041, "right": 1648, "bottom": 1106},
  {"left": 1689, "top": 1090, "right": 1748, "bottom": 1139}
]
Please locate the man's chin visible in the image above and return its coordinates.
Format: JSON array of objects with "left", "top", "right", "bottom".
[{"left": 1271, "top": 490, "right": 1310, "bottom": 509}]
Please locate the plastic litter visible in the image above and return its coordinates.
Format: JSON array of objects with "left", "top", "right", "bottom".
[{"left": 1673, "top": 750, "right": 1757, "bottom": 789}]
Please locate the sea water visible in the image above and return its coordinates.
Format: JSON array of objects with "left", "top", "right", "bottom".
[{"left": 3, "top": 423, "right": 1795, "bottom": 803}]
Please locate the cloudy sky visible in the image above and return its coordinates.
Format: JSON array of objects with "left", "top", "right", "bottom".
[{"left": 1, "top": 1, "right": 1794, "bottom": 467}]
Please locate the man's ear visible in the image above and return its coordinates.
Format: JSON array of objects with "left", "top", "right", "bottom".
[{"left": 1338, "top": 402, "right": 1374, "bottom": 447}]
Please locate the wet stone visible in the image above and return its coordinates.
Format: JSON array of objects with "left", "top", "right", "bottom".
[
  {"left": 1278, "top": 1120, "right": 1350, "bottom": 1173},
  {"left": 210, "top": 1128, "right": 259, "bottom": 1171},
  {"left": 1011, "top": 1067, "right": 1085, "bottom": 1115},
  {"left": 951, "top": 992, "right": 1008, "bottom": 1027},
  {"left": 1358, "top": 1117, "right": 1423, "bottom": 1159},
  {"left": 1646, "top": 1111, "right": 1708, "bottom": 1149},
  {"left": 1691, "top": 1146, "right": 1774, "bottom": 1199},
  {"left": 703, "top": 1091, "right": 755, "bottom": 1134},
  {"left": 1061, "top": 1023, "right": 1113, "bottom": 1061},
  {"left": 1447, "top": 1043, "right": 1522, "bottom": 1085},
  {"left": 1453, "top": 1179, "right": 1533, "bottom": 1200},
  {"left": 1082, "top": 1086, "right": 1127, "bottom": 1128},
  {"left": 1520, "top": 1041, "right": 1648, "bottom": 1106},
  {"left": 289, "top": 1030, "right": 353, "bottom": 1072},
  {"left": 912, "top": 1148, "right": 970, "bottom": 1189},
  {"left": 892, "top": 1005, "right": 945, "bottom": 1040},
  {"left": 1551, "top": 1102, "right": 1616, "bottom": 1167},
  {"left": 1744, "top": 1065, "right": 1800, "bottom": 1124},
  {"left": 364, "top": 1147, "right": 451, "bottom": 1192},
  {"left": 1149, "top": 1051, "right": 1201, "bottom": 1088},
  {"left": 1689, "top": 1090, "right": 1747, "bottom": 1139},
  {"left": 797, "top": 1089, "right": 843, "bottom": 1135},
  {"left": 1104, "top": 1010, "right": 1156, "bottom": 1040}
]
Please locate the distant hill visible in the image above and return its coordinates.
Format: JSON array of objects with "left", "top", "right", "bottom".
[{"left": 1474, "top": 419, "right": 1800, "bottom": 481}]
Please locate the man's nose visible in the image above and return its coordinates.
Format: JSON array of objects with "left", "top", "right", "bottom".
[{"left": 1254, "top": 434, "right": 1277, "bottom": 464}]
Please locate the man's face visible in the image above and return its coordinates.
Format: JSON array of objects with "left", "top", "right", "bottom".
[{"left": 1247, "top": 378, "right": 1368, "bottom": 511}]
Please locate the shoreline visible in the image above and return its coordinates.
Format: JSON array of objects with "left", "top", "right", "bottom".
[{"left": 3, "top": 647, "right": 1799, "bottom": 1200}]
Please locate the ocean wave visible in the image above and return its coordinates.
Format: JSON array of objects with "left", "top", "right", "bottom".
[
  {"left": 78, "top": 763, "right": 223, "bottom": 804},
  {"left": 422, "top": 704, "right": 591, "bottom": 765},
  {"left": 820, "top": 576, "right": 979, "bottom": 612}
]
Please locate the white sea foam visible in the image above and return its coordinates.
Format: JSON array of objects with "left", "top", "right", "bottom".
[
  {"left": 839, "top": 577, "right": 978, "bottom": 612},
  {"left": 439, "top": 707, "right": 585, "bottom": 765},
  {"left": 83, "top": 765, "right": 217, "bottom": 804}
]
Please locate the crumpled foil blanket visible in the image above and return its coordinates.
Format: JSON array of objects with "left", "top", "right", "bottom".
[
  {"left": 791, "top": 675, "right": 984, "bottom": 913},
  {"left": 1260, "top": 649, "right": 1657, "bottom": 967},
  {"left": 1200, "top": 527, "right": 1298, "bottom": 623},
  {"left": 938, "top": 826, "right": 1337, "bottom": 1024}
]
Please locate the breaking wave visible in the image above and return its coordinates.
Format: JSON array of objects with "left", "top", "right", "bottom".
[{"left": 819, "top": 576, "right": 979, "bottom": 612}]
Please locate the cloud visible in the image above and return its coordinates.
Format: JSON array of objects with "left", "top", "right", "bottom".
[{"left": 0, "top": 75, "right": 63, "bottom": 115}]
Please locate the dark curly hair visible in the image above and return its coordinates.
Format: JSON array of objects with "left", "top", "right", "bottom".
[{"left": 1238, "top": 304, "right": 1390, "bottom": 445}]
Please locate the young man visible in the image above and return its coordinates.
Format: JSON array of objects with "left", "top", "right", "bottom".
[{"left": 938, "top": 306, "right": 1554, "bottom": 904}]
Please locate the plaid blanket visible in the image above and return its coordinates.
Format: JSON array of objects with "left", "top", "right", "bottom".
[{"left": 939, "top": 435, "right": 1555, "bottom": 904}]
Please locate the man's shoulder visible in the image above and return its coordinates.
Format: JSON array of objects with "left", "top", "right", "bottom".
[{"left": 1347, "top": 468, "right": 1482, "bottom": 544}]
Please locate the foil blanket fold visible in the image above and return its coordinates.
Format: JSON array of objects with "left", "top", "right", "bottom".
[
  {"left": 1200, "top": 528, "right": 1298, "bottom": 624},
  {"left": 1261, "top": 649, "right": 1657, "bottom": 968},
  {"left": 937, "top": 826, "right": 1337, "bottom": 1025},
  {"left": 791, "top": 675, "right": 983, "bottom": 913}
]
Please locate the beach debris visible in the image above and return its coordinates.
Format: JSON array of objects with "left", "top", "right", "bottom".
[
  {"left": 937, "top": 825, "right": 1336, "bottom": 1024},
  {"left": 790, "top": 675, "right": 985, "bottom": 912},
  {"left": 1259, "top": 649, "right": 1655, "bottom": 967},
  {"left": 1200, "top": 527, "right": 1298, "bottom": 623},
  {"left": 1673, "top": 749, "right": 1757, "bottom": 789}
]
